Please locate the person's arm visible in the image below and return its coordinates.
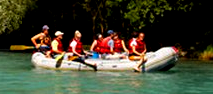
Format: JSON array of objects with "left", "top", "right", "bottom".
[
  {"left": 121, "top": 40, "right": 129, "bottom": 53},
  {"left": 132, "top": 46, "right": 142, "bottom": 56},
  {"left": 130, "top": 39, "right": 141, "bottom": 55},
  {"left": 83, "top": 50, "right": 93, "bottom": 56},
  {"left": 108, "top": 39, "right": 114, "bottom": 54},
  {"left": 141, "top": 43, "right": 147, "bottom": 55},
  {"left": 72, "top": 46, "right": 82, "bottom": 57},
  {"left": 90, "top": 40, "right": 97, "bottom": 51},
  {"left": 31, "top": 33, "right": 42, "bottom": 48},
  {"left": 51, "top": 40, "right": 64, "bottom": 54}
]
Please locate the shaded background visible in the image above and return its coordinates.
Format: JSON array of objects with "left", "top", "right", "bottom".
[{"left": 0, "top": 0, "right": 213, "bottom": 58}]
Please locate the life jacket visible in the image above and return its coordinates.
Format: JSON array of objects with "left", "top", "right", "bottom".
[
  {"left": 114, "top": 39, "right": 123, "bottom": 53},
  {"left": 99, "top": 37, "right": 111, "bottom": 54},
  {"left": 93, "top": 40, "right": 102, "bottom": 53},
  {"left": 53, "top": 38, "right": 63, "bottom": 52},
  {"left": 128, "top": 38, "right": 136, "bottom": 54},
  {"left": 135, "top": 40, "right": 145, "bottom": 53},
  {"left": 67, "top": 38, "right": 83, "bottom": 54}
]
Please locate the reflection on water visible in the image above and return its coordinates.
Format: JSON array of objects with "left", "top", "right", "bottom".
[{"left": 1, "top": 51, "right": 213, "bottom": 94}]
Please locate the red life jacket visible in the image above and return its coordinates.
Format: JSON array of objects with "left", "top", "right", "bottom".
[
  {"left": 128, "top": 38, "right": 145, "bottom": 54},
  {"left": 99, "top": 37, "right": 111, "bottom": 54},
  {"left": 128, "top": 38, "right": 135, "bottom": 54},
  {"left": 114, "top": 39, "right": 123, "bottom": 53},
  {"left": 135, "top": 40, "right": 145, "bottom": 53},
  {"left": 52, "top": 38, "right": 63, "bottom": 52},
  {"left": 93, "top": 40, "right": 102, "bottom": 53},
  {"left": 67, "top": 38, "right": 83, "bottom": 54}
]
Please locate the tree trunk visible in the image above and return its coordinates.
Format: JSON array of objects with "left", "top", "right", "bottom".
[
  {"left": 92, "top": 16, "right": 96, "bottom": 39},
  {"left": 98, "top": 0, "right": 106, "bottom": 35},
  {"left": 100, "top": 21, "right": 104, "bottom": 34}
]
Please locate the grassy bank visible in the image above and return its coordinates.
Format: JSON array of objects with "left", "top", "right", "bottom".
[
  {"left": 176, "top": 44, "right": 213, "bottom": 60},
  {"left": 199, "top": 45, "right": 213, "bottom": 60}
]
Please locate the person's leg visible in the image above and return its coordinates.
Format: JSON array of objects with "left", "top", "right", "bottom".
[
  {"left": 73, "top": 57, "right": 97, "bottom": 71},
  {"left": 133, "top": 56, "right": 147, "bottom": 72},
  {"left": 45, "top": 51, "right": 52, "bottom": 58},
  {"left": 72, "top": 57, "right": 96, "bottom": 66},
  {"left": 84, "top": 60, "right": 97, "bottom": 66}
]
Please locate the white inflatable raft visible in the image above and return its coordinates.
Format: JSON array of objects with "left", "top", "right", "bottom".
[{"left": 31, "top": 47, "right": 179, "bottom": 72}]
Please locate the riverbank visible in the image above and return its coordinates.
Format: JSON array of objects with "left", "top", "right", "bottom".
[
  {"left": 178, "top": 57, "right": 213, "bottom": 62},
  {"left": 177, "top": 45, "right": 213, "bottom": 61}
]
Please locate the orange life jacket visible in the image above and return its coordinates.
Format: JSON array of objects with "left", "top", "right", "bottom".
[
  {"left": 114, "top": 39, "right": 123, "bottom": 53},
  {"left": 99, "top": 37, "right": 111, "bottom": 54},
  {"left": 67, "top": 38, "right": 83, "bottom": 54}
]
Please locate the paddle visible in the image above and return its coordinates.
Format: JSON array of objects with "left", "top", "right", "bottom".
[
  {"left": 55, "top": 52, "right": 65, "bottom": 68},
  {"left": 10, "top": 45, "right": 35, "bottom": 50},
  {"left": 68, "top": 56, "right": 79, "bottom": 61}
]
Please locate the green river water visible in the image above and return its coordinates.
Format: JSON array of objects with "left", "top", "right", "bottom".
[{"left": 1, "top": 51, "right": 213, "bottom": 94}]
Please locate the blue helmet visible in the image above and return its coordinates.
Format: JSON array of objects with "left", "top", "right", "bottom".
[
  {"left": 107, "top": 30, "right": 114, "bottom": 34},
  {"left": 42, "top": 25, "right": 49, "bottom": 30}
]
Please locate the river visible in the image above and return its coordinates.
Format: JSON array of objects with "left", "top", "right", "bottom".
[{"left": 1, "top": 51, "right": 213, "bottom": 94}]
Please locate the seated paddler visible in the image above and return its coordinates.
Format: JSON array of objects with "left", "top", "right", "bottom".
[
  {"left": 66, "top": 30, "right": 97, "bottom": 67},
  {"left": 51, "top": 31, "right": 66, "bottom": 58}
]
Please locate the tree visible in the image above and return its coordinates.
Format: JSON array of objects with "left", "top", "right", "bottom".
[
  {"left": 124, "top": 0, "right": 194, "bottom": 29},
  {"left": 82, "top": 0, "right": 108, "bottom": 37},
  {"left": 0, "top": 0, "right": 36, "bottom": 34}
]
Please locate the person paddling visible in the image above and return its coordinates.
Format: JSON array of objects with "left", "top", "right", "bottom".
[
  {"left": 31, "top": 25, "right": 51, "bottom": 49},
  {"left": 38, "top": 37, "right": 51, "bottom": 58},
  {"left": 51, "top": 31, "right": 65, "bottom": 58},
  {"left": 67, "top": 30, "right": 97, "bottom": 69}
]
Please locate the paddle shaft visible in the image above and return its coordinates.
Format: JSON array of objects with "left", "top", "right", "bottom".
[{"left": 10, "top": 45, "right": 35, "bottom": 50}]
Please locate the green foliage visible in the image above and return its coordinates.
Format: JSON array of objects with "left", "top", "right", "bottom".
[
  {"left": 83, "top": 45, "right": 91, "bottom": 50},
  {"left": 0, "top": 0, "right": 36, "bottom": 34},
  {"left": 124, "top": 0, "right": 194, "bottom": 27},
  {"left": 124, "top": 0, "right": 170, "bottom": 26},
  {"left": 204, "top": 45, "right": 213, "bottom": 53},
  {"left": 199, "top": 45, "right": 213, "bottom": 60}
]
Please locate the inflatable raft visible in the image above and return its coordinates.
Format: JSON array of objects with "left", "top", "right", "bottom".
[{"left": 31, "top": 47, "right": 179, "bottom": 72}]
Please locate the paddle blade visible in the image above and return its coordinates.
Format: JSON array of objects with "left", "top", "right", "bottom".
[
  {"left": 68, "top": 56, "right": 79, "bottom": 61},
  {"left": 10, "top": 45, "right": 35, "bottom": 50},
  {"left": 55, "top": 53, "right": 65, "bottom": 61},
  {"left": 55, "top": 53, "right": 65, "bottom": 68}
]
